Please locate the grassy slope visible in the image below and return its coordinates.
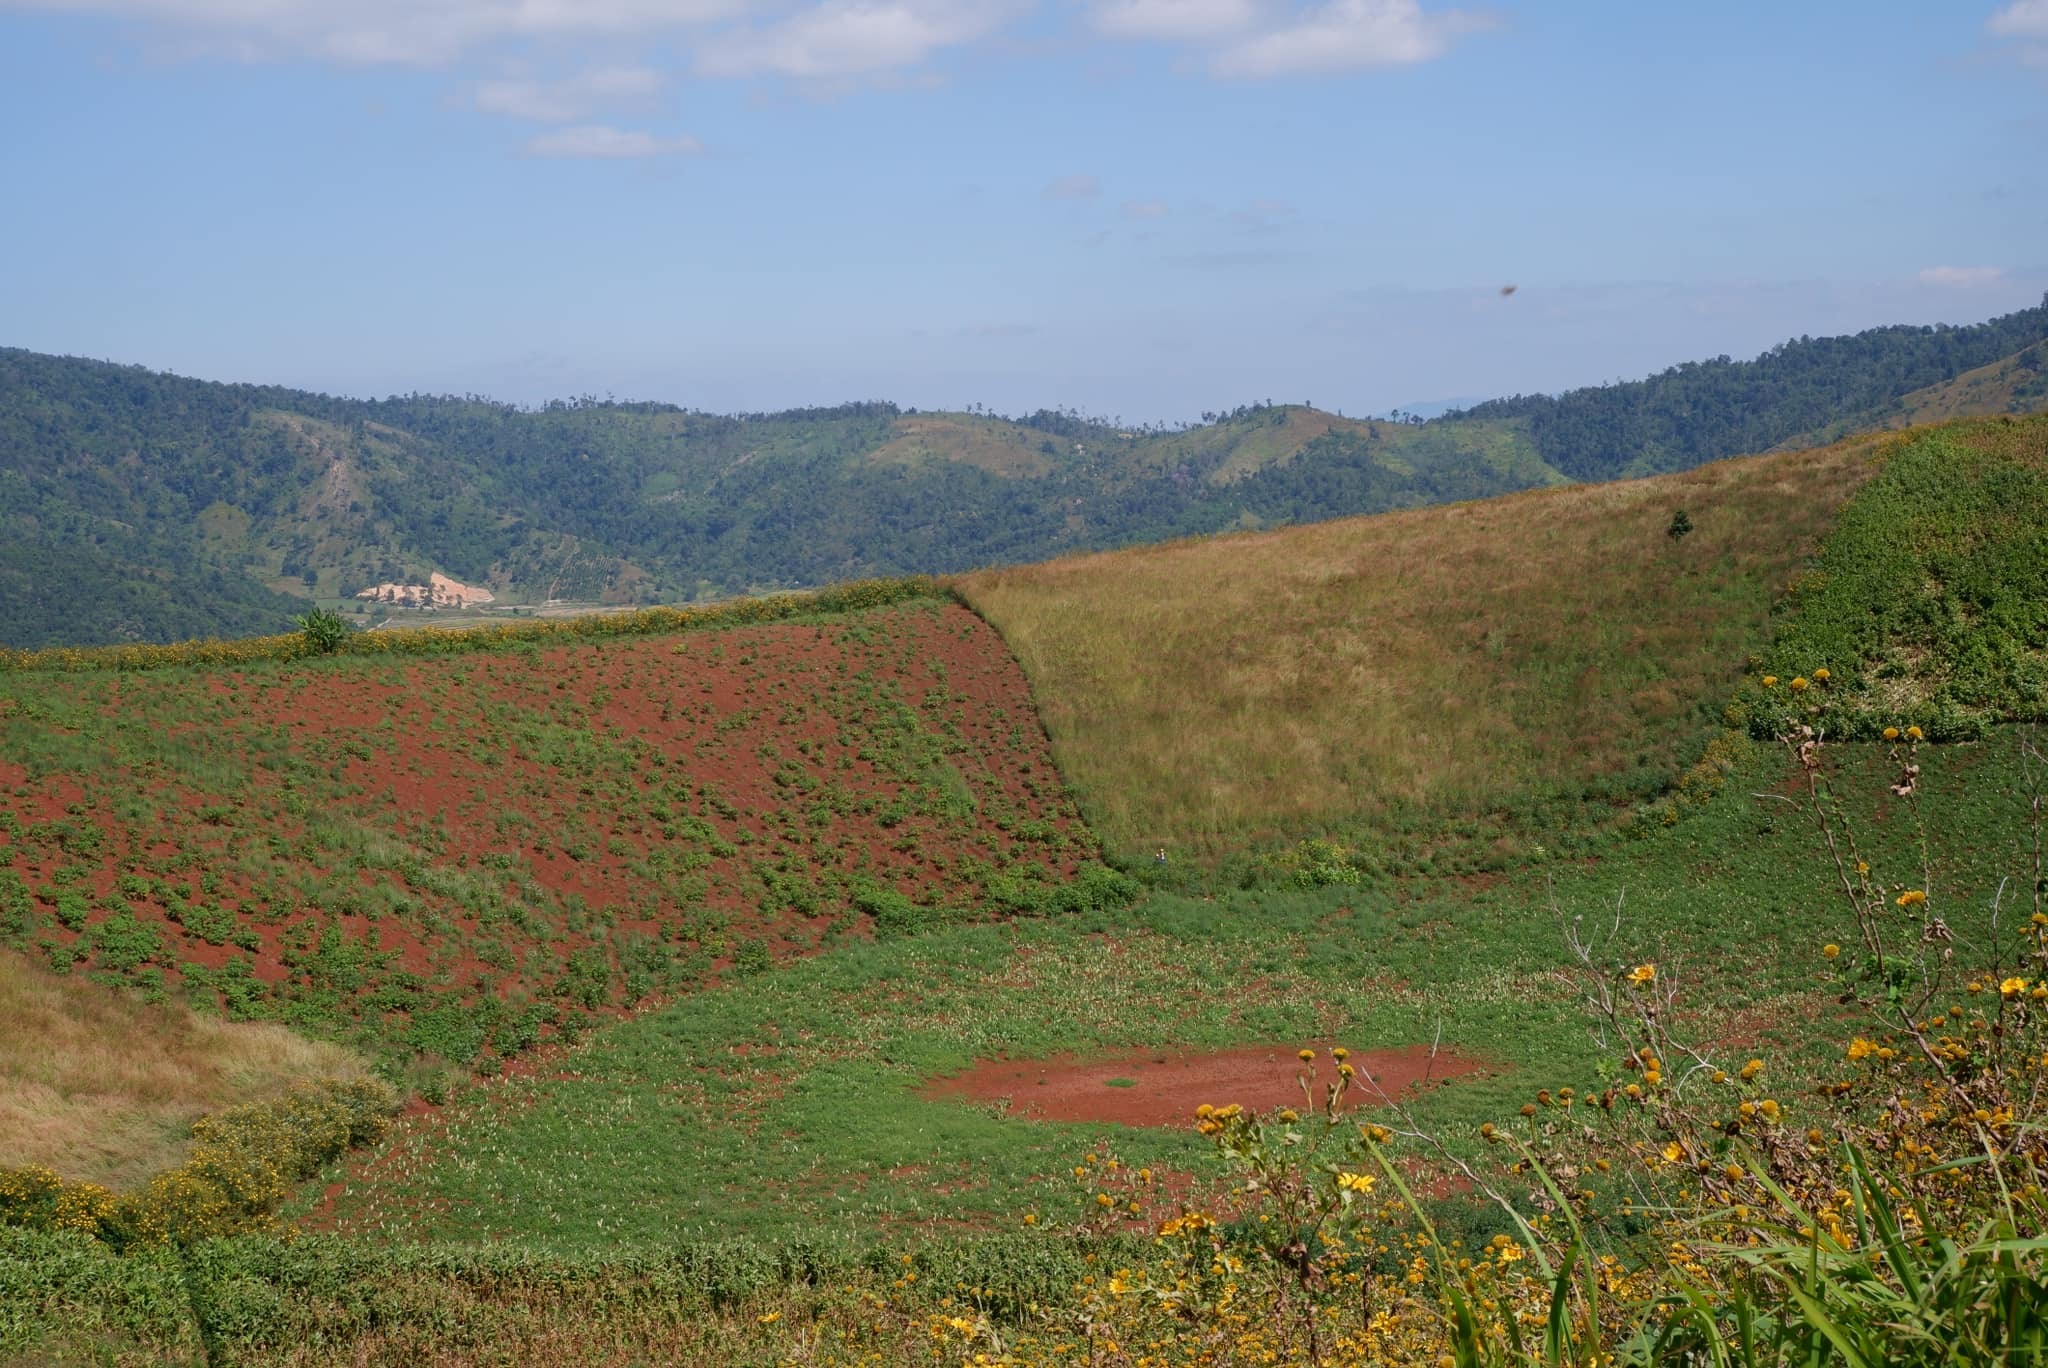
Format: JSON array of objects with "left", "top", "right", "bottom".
[
  {"left": 1752, "top": 415, "right": 2048, "bottom": 727},
  {"left": 0, "top": 948, "right": 370, "bottom": 1188},
  {"left": 1166, "top": 407, "right": 1379, "bottom": 483},
  {"left": 312, "top": 417, "right": 2048, "bottom": 1250},
  {"left": 866, "top": 414, "right": 1062, "bottom": 478},
  {"left": 959, "top": 429, "right": 1893, "bottom": 860},
  {"left": 1887, "top": 340, "right": 2048, "bottom": 425},
  {"left": 307, "top": 716, "right": 2042, "bottom": 1249},
  {"left": 0, "top": 599, "right": 1101, "bottom": 1078},
  {"left": 16, "top": 408, "right": 2048, "bottom": 1362},
  {"left": 1775, "top": 340, "right": 2048, "bottom": 449}
]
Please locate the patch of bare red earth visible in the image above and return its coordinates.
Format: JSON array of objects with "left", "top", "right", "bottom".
[{"left": 925, "top": 1042, "right": 1484, "bottom": 1128}]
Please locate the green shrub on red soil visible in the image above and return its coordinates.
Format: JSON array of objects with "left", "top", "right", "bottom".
[{"left": 0, "top": 600, "right": 1114, "bottom": 1070}]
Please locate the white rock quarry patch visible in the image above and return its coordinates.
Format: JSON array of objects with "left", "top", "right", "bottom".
[{"left": 354, "top": 572, "right": 495, "bottom": 609}]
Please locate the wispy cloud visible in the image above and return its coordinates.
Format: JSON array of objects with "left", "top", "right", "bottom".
[
  {"left": 1121, "top": 199, "right": 1170, "bottom": 219},
  {"left": 1917, "top": 265, "right": 2006, "bottom": 288},
  {"left": 695, "top": 0, "right": 1021, "bottom": 78},
  {"left": 1990, "top": 0, "right": 2048, "bottom": 38},
  {"left": 473, "top": 65, "right": 664, "bottom": 122},
  {"left": 1989, "top": 0, "right": 2048, "bottom": 64},
  {"left": 0, "top": 0, "right": 745, "bottom": 65},
  {"left": 1091, "top": 0, "right": 1261, "bottom": 41},
  {"left": 524, "top": 124, "right": 705, "bottom": 159},
  {"left": 1043, "top": 173, "right": 1103, "bottom": 201},
  {"left": 7, "top": 0, "right": 1488, "bottom": 80},
  {"left": 1086, "top": 0, "right": 1486, "bottom": 77},
  {"left": 1212, "top": 0, "right": 1489, "bottom": 78}
]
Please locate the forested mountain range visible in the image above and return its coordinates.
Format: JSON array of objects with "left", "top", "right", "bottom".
[{"left": 4, "top": 295, "right": 2045, "bottom": 648}]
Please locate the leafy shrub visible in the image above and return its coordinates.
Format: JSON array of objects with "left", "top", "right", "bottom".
[
  {"left": 0, "top": 1077, "right": 398, "bottom": 1249},
  {"left": 1756, "top": 425, "right": 2048, "bottom": 734},
  {"left": 292, "top": 607, "right": 350, "bottom": 656},
  {"left": 0, "top": 1227, "right": 199, "bottom": 1362},
  {"left": 1286, "top": 836, "right": 1370, "bottom": 888},
  {"left": 852, "top": 880, "right": 944, "bottom": 938}
]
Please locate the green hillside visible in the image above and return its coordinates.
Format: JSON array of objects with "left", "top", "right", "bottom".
[
  {"left": 7, "top": 416, "right": 2048, "bottom": 1365},
  {"left": 6, "top": 297, "right": 2047, "bottom": 648},
  {"left": 1457, "top": 295, "right": 2048, "bottom": 479},
  {"left": 1774, "top": 336, "right": 2048, "bottom": 447}
]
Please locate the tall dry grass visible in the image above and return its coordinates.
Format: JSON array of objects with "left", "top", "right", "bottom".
[
  {"left": 0, "top": 950, "right": 371, "bottom": 1187},
  {"left": 959, "top": 431, "right": 1894, "bottom": 858}
]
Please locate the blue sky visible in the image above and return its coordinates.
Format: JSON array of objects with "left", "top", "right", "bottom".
[{"left": 1, "top": 1, "right": 2044, "bottom": 421}]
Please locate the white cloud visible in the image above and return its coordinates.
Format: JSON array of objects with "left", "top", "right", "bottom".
[
  {"left": 473, "top": 65, "right": 664, "bottom": 122},
  {"left": 1121, "top": 198, "right": 1169, "bottom": 218},
  {"left": 1989, "top": 0, "right": 2048, "bottom": 38},
  {"left": 1917, "top": 265, "right": 2007, "bottom": 288},
  {"left": 694, "top": 0, "right": 1020, "bottom": 78},
  {"left": 2, "top": 0, "right": 1481, "bottom": 83},
  {"left": 0, "top": 0, "right": 745, "bottom": 65},
  {"left": 523, "top": 124, "right": 704, "bottom": 158},
  {"left": 1211, "top": 0, "right": 1487, "bottom": 77},
  {"left": 1043, "top": 172, "right": 1102, "bottom": 200},
  {"left": 1091, "top": 0, "right": 1261, "bottom": 41}
]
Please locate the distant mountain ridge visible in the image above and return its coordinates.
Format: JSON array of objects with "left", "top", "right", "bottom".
[
  {"left": 1452, "top": 297, "right": 2048, "bottom": 480},
  {"left": 3, "top": 294, "right": 2046, "bottom": 648}
]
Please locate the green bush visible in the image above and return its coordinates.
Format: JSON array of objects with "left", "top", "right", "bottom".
[
  {"left": 291, "top": 607, "right": 349, "bottom": 656},
  {"left": 2, "top": 1077, "right": 398, "bottom": 1250}
]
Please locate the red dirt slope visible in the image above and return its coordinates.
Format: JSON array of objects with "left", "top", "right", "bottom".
[{"left": 0, "top": 601, "right": 1096, "bottom": 1064}]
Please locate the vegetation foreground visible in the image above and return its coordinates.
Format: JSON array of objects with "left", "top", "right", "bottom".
[{"left": 3, "top": 416, "right": 2048, "bottom": 1364}]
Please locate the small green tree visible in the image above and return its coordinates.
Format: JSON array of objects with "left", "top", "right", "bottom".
[
  {"left": 293, "top": 607, "right": 349, "bottom": 656},
  {"left": 1665, "top": 508, "right": 1693, "bottom": 541}
]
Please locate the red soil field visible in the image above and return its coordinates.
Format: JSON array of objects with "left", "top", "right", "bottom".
[
  {"left": 0, "top": 602, "right": 1098, "bottom": 1061},
  {"left": 924, "top": 1043, "right": 1483, "bottom": 1128}
]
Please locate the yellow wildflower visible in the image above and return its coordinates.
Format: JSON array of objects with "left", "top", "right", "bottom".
[
  {"left": 1896, "top": 889, "right": 1927, "bottom": 907},
  {"left": 1629, "top": 963, "right": 1657, "bottom": 985},
  {"left": 1823, "top": 943, "right": 1841, "bottom": 959}
]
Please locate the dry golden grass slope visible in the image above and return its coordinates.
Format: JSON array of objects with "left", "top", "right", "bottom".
[
  {"left": 0, "top": 950, "right": 372, "bottom": 1188},
  {"left": 959, "top": 429, "right": 1896, "bottom": 859}
]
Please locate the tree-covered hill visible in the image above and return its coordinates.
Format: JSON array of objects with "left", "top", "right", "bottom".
[
  {"left": 1454, "top": 295, "right": 2048, "bottom": 480},
  {"left": 4, "top": 295, "right": 2046, "bottom": 647}
]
